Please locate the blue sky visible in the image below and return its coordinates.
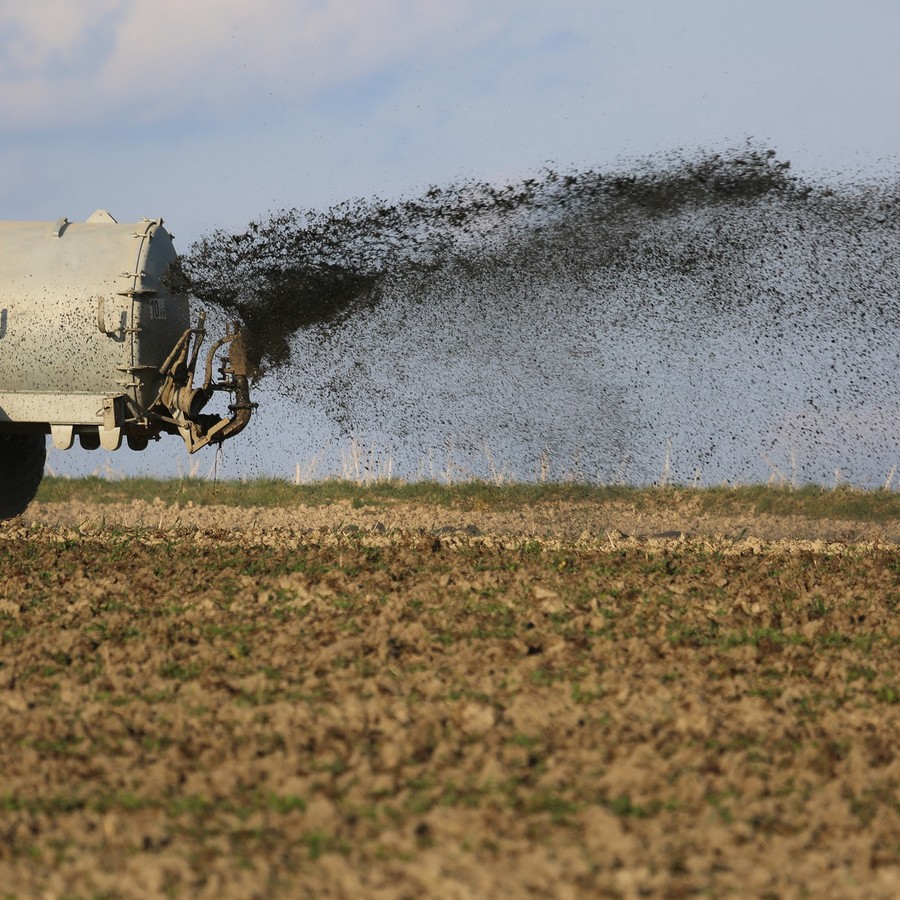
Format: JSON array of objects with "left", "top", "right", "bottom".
[{"left": 3, "top": 0, "right": 898, "bottom": 243}]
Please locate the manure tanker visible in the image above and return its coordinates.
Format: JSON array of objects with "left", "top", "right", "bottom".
[{"left": 0, "top": 210, "right": 254, "bottom": 518}]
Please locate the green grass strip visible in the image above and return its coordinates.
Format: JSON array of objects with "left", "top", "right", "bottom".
[{"left": 33, "top": 477, "right": 900, "bottom": 521}]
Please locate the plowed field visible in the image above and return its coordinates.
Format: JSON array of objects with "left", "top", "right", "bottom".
[{"left": 2, "top": 496, "right": 899, "bottom": 898}]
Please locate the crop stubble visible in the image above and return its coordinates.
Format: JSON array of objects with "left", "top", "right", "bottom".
[{"left": 1, "top": 499, "right": 899, "bottom": 898}]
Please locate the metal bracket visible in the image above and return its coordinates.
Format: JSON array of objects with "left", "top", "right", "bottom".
[
  {"left": 97, "top": 296, "right": 118, "bottom": 336},
  {"left": 50, "top": 424, "right": 74, "bottom": 450},
  {"left": 102, "top": 396, "right": 124, "bottom": 430}
]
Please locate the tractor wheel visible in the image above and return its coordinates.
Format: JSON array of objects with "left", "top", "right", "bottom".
[{"left": 0, "top": 434, "right": 47, "bottom": 520}]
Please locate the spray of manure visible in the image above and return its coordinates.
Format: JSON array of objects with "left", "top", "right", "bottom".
[
  {"left": 169, "top": 147, "right": 900, "bottom": 485},
  {"left": 171, "top": 148, "right": 803, "bottom": 373}
]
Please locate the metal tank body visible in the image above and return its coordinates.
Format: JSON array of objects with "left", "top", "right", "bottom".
[
  {"left": 0, "top": 211, "right": 189, "bottom": 442},
  {"left": 0, "top": 210, "right": 252, "bottom": 455}
]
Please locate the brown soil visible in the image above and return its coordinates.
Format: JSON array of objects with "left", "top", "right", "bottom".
[
  {"left": 21, "top": 494, "right": 900, "bottom": 543},
  {"left": 1, "top": 500, "right": 899, "bottom": 898}
]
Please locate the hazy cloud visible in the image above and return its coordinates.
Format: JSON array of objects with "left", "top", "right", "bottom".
[{"left": 0, "top": 0, "right": 516, "bottom": 128}]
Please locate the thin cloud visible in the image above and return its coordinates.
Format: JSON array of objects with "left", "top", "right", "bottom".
[
  {"left": 0, "top": 1, "right": 125, "bottom": 77},
  {"left": 0, "top": 0, "right": 516, "bottom": 129}
]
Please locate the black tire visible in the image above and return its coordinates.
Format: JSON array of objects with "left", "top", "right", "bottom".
[{"left": 0, "top": 434, "right": 47, "bottom": 520}]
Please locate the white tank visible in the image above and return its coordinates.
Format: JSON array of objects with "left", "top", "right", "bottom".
[{"left": 0, "top": 210, "right": 191, "bottom": 429}]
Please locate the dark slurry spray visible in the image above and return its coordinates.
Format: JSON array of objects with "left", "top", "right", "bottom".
[{"left": 173, "top": 148, "right": 900, "bottom": 485}]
